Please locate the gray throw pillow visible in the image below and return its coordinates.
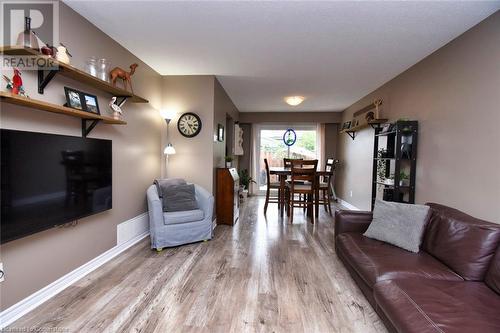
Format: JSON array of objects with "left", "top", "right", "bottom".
[
  {"left": 163, "top": 184, "right": 198, "bottom": 212},
  {"left": 364, "top": 199, "right": 430, "bottom": 253}
]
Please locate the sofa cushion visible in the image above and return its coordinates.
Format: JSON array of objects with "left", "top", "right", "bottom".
[
  {"left": 336, "top": 233, "right": 462, "bottom": 289},
  {"left": 163, "top": 209, "right": 204, "bottom": 225},
  {"left": 374, "top": 279, "right": 500, "bottom": 333},
  {"left": 485, "top": 247, "right": 500, "bottom": 295},
  {"left": 423, "top": 203, "right": 500, "bottom": 281},
  {"left": 364, "top": 199, "right": 430, "bottom": 253}
]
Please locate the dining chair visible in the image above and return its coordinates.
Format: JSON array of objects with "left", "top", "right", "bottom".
[
  {"left": 263, "top": 158, "right": 281, "bottom": 214},
  {"left": 285, "top": 159, "right": 318, "bottom": 223},
  {"left": 283, "top": 158, "right": 303, "bottom": 168},
  {"left": 317, "top": 158, "right": 335, "bottom": 214}
]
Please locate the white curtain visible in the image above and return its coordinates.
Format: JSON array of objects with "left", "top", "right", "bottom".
[
  {"left": 317, "top": 123, "right": 326, "bottom": 169},
  {"left": 249, "top": 124, "right": 259, "bottom": 195}
]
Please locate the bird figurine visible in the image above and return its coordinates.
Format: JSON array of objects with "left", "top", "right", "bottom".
[
  {"left": 55, "top": 43, "right": 72, "bottom": 64},
  {"left": 109, "top": 97, "right": 123, "bottom": 120},
  {"left": 3, "top": 68, "right": 28, "bottom": 97}
]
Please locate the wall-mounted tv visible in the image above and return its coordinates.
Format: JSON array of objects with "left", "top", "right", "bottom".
[{"left": 1, "top": 129, "right": 112, "bottom": 244}]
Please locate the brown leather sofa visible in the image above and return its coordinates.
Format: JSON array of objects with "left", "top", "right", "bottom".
[{"left": 335, "top": 203, "right": 500, "bottom": 333}]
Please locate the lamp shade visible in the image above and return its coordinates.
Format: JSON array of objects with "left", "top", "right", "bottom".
[{"left": 164, "top": 143, "right": 176, "bottom": 155}]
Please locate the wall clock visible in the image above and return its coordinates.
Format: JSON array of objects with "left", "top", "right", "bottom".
[{"left": 177, "top": 112, "right": 202, "bottom": 138}]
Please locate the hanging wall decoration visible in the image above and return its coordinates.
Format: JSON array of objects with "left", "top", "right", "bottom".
[{"left": 283, "top": 128, "right": 297, "bottom": 146}]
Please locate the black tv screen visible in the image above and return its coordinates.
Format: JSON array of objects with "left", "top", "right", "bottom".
[{"left": 1, "top": 129, "right": 112, "bottom": 244}]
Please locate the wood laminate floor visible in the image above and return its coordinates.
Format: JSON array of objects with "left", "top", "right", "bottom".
[{"left": 9, "top": 197, "right": 387, "bottom": 333}]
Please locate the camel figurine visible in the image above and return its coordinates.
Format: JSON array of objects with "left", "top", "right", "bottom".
[{"left": 110, "top": 63, "right": 138, "bottom": 93}]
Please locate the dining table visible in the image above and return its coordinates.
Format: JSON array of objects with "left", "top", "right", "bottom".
[{"left": 269, "top": 166, "right": 332, "bottom": 218}]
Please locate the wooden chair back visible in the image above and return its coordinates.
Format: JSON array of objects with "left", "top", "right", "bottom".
[
  {"left": 264, "top": 158, "right": 271, "bottom": 186},
  {"left": 290, "top": 159, "right": 318, "bottom": 185},
  {"left": 284, "top": 158, "right": 303, "bottom": 168},
  {"left": 324, "top": 158, "right": 335, "bottom": 183}
]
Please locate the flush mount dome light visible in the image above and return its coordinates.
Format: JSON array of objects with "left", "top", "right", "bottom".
[{"left": 284, "top": 96, "right": 305, "bottom": 106}]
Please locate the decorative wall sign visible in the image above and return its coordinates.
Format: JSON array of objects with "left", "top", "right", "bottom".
[
  {"left": 283, "top": 128, "right": 296, "bottom": 146},
  {"left": 234, "top": 123, "right": 244, "bottom": 155}
]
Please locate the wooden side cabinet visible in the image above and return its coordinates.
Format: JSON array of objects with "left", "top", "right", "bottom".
[{"left": 216, "top": 168, "right": 240, "bottom": 226}]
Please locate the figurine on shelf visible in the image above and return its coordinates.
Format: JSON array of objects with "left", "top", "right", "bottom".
[
  {"left": 16, "top": 17, "right": 39, "bottom": 51},
  {"left": 55, "top": 43, "right": 72, "bottom": 64},
  {"left": 110, "top": 63, "right": 138, "bottom": 93},
  {"left": 41, "top": 44, "right": 57, "bottom": 57},
  {"left": 3, "top": 68, "right": 28, "bottom": 97},
  {"left": 109, "top": 97, "right": 123, "bottom": 120}
]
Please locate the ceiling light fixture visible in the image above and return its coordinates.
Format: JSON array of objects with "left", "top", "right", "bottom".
[{"left": 284, "top": 96, "right": 305, "bottom": 106}]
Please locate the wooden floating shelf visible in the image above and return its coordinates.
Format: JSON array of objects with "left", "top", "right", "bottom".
[
  {"left": 0, "top": 92, "right": 126, "bottom": 125},
  {"left": 340, "top": 119, "right": 388, "bottom": 138},
  {"left": 0, "top": 46, "right": 148, "bottom": 103}
]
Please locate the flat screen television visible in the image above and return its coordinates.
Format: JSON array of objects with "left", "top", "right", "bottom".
[{"left": 1, "top": 129, "right": 112, "bottom": 244}]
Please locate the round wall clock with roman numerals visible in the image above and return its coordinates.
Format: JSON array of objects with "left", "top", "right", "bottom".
[{"left": 177, "top": 112, "right": 202, "bottom": 138}]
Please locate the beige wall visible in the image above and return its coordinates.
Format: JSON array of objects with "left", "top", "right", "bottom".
[
  {"left": 336, "top": 12, "right": 500, "bottom": 223},
  {"left": 325, "top": 123, "right": 339, "bottom": 160},
  {"left": 161, "top": 76, "right": 215, "bottom": 193},
  {"left": 239, "top": 111, "right": 342, "bottom": 124},
  {"left": 213, "top": 78, "right": 239, "bottom": 170},
  {"left": 0, "top": 3, "right": 163, "bottom": 310}
]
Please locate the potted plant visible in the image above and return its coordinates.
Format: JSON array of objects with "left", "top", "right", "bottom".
[
  {"left": 399, "top": 171, "right": 410, "bottom": 186},
  {"left": 225, "top": 156, "right": 233, "bottom": 168},
  {"left": 238, "top": 169, "right": 255, "bottom": 199}
]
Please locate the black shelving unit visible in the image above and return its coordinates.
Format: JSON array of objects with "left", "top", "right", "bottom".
[{"left": 371, "top": 121, "right": 418, "bottom": 209}]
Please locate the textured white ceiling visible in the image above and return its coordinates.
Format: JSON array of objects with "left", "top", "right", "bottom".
[{"left": 65, "top": 1, "right": 499, "bottom": 112}]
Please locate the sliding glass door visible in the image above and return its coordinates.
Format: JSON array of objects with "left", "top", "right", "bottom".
[{"left": 255, "top": 124, "right": 320, "bottom": 193}]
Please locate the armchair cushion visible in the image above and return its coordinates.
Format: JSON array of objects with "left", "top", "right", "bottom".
[
  {"left": 163, "top": 209, "right": 204, "bottom": 225},
  {"left": 163, "top": 184, "right": 198, "bottom": 212}
]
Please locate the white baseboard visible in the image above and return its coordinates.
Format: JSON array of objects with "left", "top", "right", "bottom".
[
  {"left": 337, "top": 198, "right": 360, "bottom": 211},
  {"left": 0, "top": 213, "right": 150, "bottom": 329},
  {"left": 117, "top": 212, "right": 149, "bottom": 245}
]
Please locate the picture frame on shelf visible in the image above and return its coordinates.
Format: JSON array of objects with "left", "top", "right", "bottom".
[
  {"left": 64, "top": 87, "right": 84, "bottom": 110},
  {"left": 217, "top": 123, "right": 224, "bottom": 142},
  {"left": 341, "top": 121, "right": 351, "bottom": 130},
  {"left": 64, "top": 87, "right": 100, "bottom": 115},
  {"left": 381, "top": 123, "right": 391, "bottom": 133},
  {"left": 82, "top": 92, "right": 100, "bottom": 115}
]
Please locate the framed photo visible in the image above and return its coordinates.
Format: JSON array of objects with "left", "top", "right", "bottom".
[
  {"left": 64, "top": 87, "right": 84, "bottom": 110},
  {"left": 341, "top": 121, "right": 351, "bottom": 130},
  {"left": 217, "top": 124, "right": 224, "bottom": 142},
  {"left": 82, "top": 93, "right": 100, "bottom": 115},
  {"left": 64, "top": 87, "right": 100, "bottom": 115},
  {"left": 381, "top": 123, "right": 391, "bottom": 133}
]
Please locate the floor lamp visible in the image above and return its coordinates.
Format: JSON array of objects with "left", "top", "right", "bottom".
[{"left": 161, "top": 111, "right": 176, "bottom": 177}]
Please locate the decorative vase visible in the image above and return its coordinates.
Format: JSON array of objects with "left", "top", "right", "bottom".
[
  {"left": 226, "top": 162, "right": 231, "bottom": 168},
  {"left": 84, "top": 57, "right": 98, "bottom": 77},
  {"left": 97, "top": 58, "right": 110, "bottom": 82},
  {"left": 16, "top": 17, "right": 39, "bottom": 51}
]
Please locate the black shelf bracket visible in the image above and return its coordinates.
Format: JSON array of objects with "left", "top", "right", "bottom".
[
  {"left": 346, "top": 131, "right": 356, "bottom": 140},
  {"left": 82, "top": 119, "right": 99, "bottom": 138},
  {"left": 115, "top": 97, "right": 128, "bottom": 108},
  {"left": 38, "top": 68, "right": 59, "bottom": 94}
]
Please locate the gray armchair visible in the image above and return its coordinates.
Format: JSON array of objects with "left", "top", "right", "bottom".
[{"left": 146, "top": 183, "right": 214, "bottom": 249}]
